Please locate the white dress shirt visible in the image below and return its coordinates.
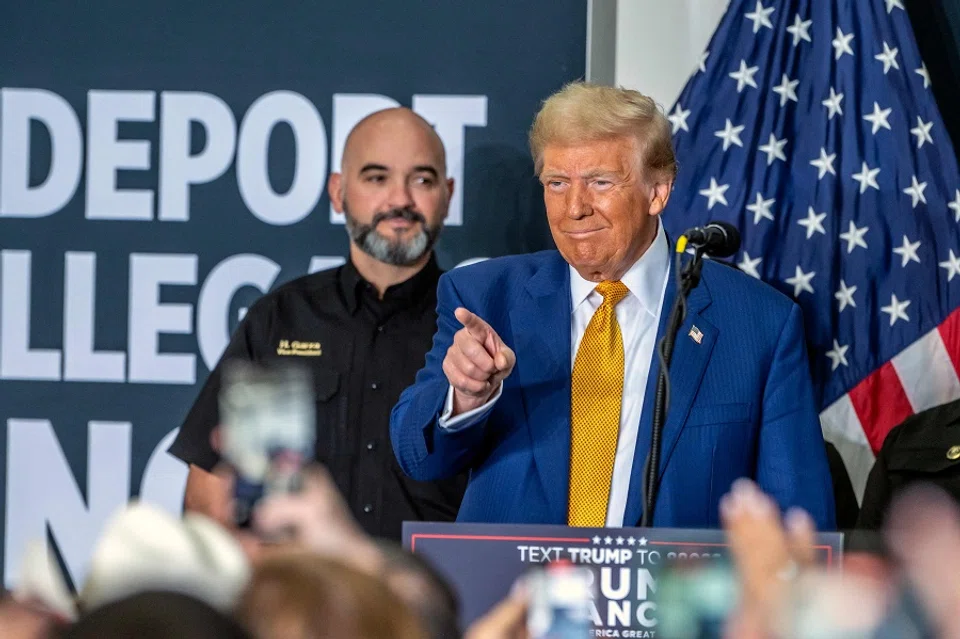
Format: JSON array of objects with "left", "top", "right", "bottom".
[{"left": 440, "top": 222, "right": 670, "bottom": 527}]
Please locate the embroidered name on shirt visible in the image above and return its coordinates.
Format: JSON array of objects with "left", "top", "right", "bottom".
[{"left": 276, "top": 340, "right": 322, "bottom": 356}]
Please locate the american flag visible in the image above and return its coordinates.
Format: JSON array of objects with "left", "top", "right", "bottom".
[{"left": 662, "top": 0, "right": 960, "bottom": 498}]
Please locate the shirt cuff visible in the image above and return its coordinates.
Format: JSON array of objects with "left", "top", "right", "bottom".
[{"left": 438, "top": 383, "right": 503, "bottom": 431}]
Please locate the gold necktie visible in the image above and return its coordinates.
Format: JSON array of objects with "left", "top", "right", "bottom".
[{"left": 568, "top": 280, "right": 630, "bottom": 527}]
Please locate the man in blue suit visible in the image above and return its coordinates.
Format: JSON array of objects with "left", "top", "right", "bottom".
[{"left": 390, "top": 82, "right": 835, "bottom": 530}]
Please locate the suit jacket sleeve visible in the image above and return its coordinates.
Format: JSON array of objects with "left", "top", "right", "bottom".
[
  {"left": 390, "top": 272, "right": 491, "bottom": 481},
  {"left": 755, "top": 303, "right": 837, "bottom": 530}
]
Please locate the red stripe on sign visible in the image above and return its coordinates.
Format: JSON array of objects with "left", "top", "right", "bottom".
[
  {"left": 848, "top": 361, "right": 914, "bottom": 453},
  {"left": 937, "top": 307, "right": 960, "bottom": 380}
]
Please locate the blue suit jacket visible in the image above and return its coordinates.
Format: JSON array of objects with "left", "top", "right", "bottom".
[{"left": 390, "top": 250, "right": 836, "bottom": 530}]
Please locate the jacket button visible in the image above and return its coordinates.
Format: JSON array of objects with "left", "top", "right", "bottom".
[
  {"left": 363, "top": 504, "right": 373, "bottom": 513},
  {"left": 948, "top": 445, "right": 960, "bottom": 461}
]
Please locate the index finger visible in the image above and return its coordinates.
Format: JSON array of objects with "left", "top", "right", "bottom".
[{"left": 455, "top": 307, "right": 494, "bottom": 341}]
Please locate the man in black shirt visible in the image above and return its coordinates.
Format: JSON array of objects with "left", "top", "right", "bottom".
[{"left": 170, "top": 107, "right": 466, "bottom": 540}]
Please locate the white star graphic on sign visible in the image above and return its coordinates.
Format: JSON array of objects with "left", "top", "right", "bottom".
[
  {"left": 910, "top": 117, "right": 934, "bottom": 149},
  {"left": 875, "top": 42, "right": 900, "bottom": 74},
  {"left": 759, "top": 133, "right": 788, "bottom": 165},
  {"left": 699, "top": 178, "right": 730, "bottom": 209},
  {"left": 826, "top": 340, "right": 850, "bottom": 371},
  {"left": 627, "top": 537, "right": 637, "bottom": 546},
  {"left": 949, "top": 190, "right": 960, "bottom": 222},
  {"left": 881, "top": 294, "right": 911, "bottom": 326},
  {"left": 916, "top": 63, "right": 931, "bottom": 89},
  {"left": 745, "top": 1, "right": 775, "bottom": 33},
  {"left": 714, "top": 119, "right": 745, "bottom": 150},
  {"left": 797, "top": 207, "right": 827, "bottom": 239},
  {"left": 729, "top": 60, "right": 760, "bottom": 92},
  {"left": 822, "top": 87, "right": 844, "bottom": 119},
  {"left": 638, "top": 537, "right": 648, "bottom": 547},
  {"left": 832, "top": 28, "right": 855, "bottom": 60},
  {"left": 668, "top": 103, "right": 691, "bottom": 134},
  {"left": 738, "top": 252, "right": 762, "bottom": 278},
  {"left": 893, "top": 235, "right": 921, "bottom": 267},
  {"left": 616, "top": 536, "right": 625, "bottom": 545},
  {"left": 940, "top": 250, "right": 960, "bottom": 282},
  {"left": 698, "top": 51, "right": 710, "bottom": 73},
  {"left": 604, "top": 536, "right": 613, "bottom": 545},
  {"left": 785, "top": 265, "right": 816, "bottom": 297},
  {"left": 839, "top": 221, "right": 869, "bottom": 253},
  {"left": 835, "top": 280, "right": 857, "bottom": 312},
  {"left": 886, "top": 0, "right": 905, "bottom": 12},
  {"left": 746, "top": 192, "right": 775, "bottom": 224},
  {"left": 863, "top": 102, "right": 893, "bottom": 134},
  {"left": 773, "top": 74, "right": 800, "bottom": 106},
  {"left": 810, "top": 148, "right": 837, "bottom": 179},
  {"left": 903, "top": 175, "right": 928, "bottom": 208},
  {"left": 592, "top": 536, "right": 602, "bottom": 545},
  {"left": 787, "top": 14, "right": 812, "bottom": 46},
  {"left": 852, "top": 162, "right": 881, "bottom": 193}
]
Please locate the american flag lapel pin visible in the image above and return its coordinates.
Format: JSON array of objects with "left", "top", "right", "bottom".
[{"left": 689, "top": 325, "right": 704, "bottom": 344}]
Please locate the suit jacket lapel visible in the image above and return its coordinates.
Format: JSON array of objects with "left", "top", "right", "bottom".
[{"left": 509, "top": 252, "right": 572, "bottom": 523}]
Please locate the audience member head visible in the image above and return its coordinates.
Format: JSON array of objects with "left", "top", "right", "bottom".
[
  {"left": 376, "top": 542, "right": 461, "bottom": 639},
  {"left": 235, "top": 552, "right": 426, "bottom": 639}
]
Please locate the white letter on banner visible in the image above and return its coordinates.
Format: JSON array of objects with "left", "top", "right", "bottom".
[
  {"left": 411, "top": 95, "right": 487, "bottom": 226},
  {"left": 307, "top": 256, "right": 346, "bottom": 273},
  {"left": 0, "top": 88, "right": 83, "bottom": 217},
  {"left": 328, "top": 94, "right": 401, "bottom": 223},
  {"left": 196, "top": 254, "right": 279, "bottom": 370},
  {"left": 128, "top": 254, "right": 197, "bottom": 384},
  {"left": 139, "top": 428, "right": 188, "bottom": 516},
  {"left": 85, "top": 90, "right": 156, "bottom": 220},
  {"left": 236, "top": 91, "right": 326, "bottom": 226},
  {"left": 158, "top": 92, "right": 237, "bottom": 222},
  {"left": 3, "top": 419, "right": 131, "bottom": 589},
  {"left": 0, "top": 250, "right": 61, "bottom": 380},
  {"left": 63, "top": 252, "right": 126, "bottom": 382}
]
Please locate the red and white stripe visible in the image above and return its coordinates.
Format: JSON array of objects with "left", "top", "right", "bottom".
[{"left": 821, "top": 307, "right": 960, "bottom": 499}]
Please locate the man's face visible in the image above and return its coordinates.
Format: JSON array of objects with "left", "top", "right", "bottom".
[
  {"left": 330, "top": 115, "right": 452, "bottom": 267},
  {"left": 540, "top": 136, "right": 671, "bottom": 281}
]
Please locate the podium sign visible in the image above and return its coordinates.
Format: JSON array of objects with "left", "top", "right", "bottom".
[{"left": 403, "top": 522, "right": 842, "bottom": 633}]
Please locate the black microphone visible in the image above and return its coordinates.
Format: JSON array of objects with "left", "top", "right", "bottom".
[{"left": 681, "top": 221, "right": 741, "bottom": 257}]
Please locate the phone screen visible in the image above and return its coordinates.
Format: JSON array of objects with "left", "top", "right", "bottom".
[{"left": 527, "top": 562, "right": 594, "bottom": 639}]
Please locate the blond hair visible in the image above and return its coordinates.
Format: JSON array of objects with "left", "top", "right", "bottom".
[{"left": 529, "top": 82, "right": 678, "bottom": 182}]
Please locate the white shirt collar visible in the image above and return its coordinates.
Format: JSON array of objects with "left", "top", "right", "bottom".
[{"left": 569, "top": 220, "right": 669, "bottom": 318}]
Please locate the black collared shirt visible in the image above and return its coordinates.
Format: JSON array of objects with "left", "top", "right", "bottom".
[{"left": 169, "top": 256, "right": 466, "bottom": 540}]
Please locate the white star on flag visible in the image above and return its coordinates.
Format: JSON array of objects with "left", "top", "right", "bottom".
[
  {"left": 759, "top": 133, "right": 788, "bottom": 165},
  {"left": 810, "top": 148, "right": 837, "bottom": 179},
  {"left": 592, "top": 536, "right": 601, "bottom": 545},
  {"left": 785, "top": 265, "right": 816, "bottom": 296},
  {"left": 746, "top": 192, "right": 775, "bottom": 224},
  {"left": 773, "top": 74, "right": 800, "bottom": 106},
  {"left": 604, "top": 536, "right": 613, "bottom": 545},
  {"left": 863, "top": 102, "right": 893, "bottom": 134},
  {"left": 916, "top": 63, "right": 931, "bottom": 89},
  {"left": 729, "top": 60, "right": 760, "bottom": 92},
  {"left": 949, "top": 190, "right": 960, "bottom": 222},
  {"left": 881, "top": 294, "right": 911, "bottom": 326},
  {"left": 832, "top": 28, "right": 855, "bottom": 60},
  {"left": 738, "top": 252, "right": 762, "bottom": 278},
  {"left": 786, "top": 14, "right": 812, "bottom": 46},
  {"left": 892, "top": 235, "right": 921, "bottom": 266},
  {"left": 627, "top": 537, "right": 637, "bottom": 546},
  {"left": 698, "top": 51, "right": 710, "bottom": 74},
  {"left": 874, "top": 42, "right": 900, "bottom": 74},
  {"left": 699, "top": 178, "right": 730, "bottom": 209},
  {"left": 910, "top": 117, "right": 934, "bottom": 149},
  {"left": 903, "top": 175, "right": 928, "bottom": 208},
  {"left": 668, "top": 103, "right": 691, "bottom": 133},
  {"left": 826, "top": 340, "right": 850, "bottom": 371},
  {"left": 798, "top": 207, "right": 827, "bottom": 239},
  {"left": 744, "top": 1, "right": 775, "bottom": 33},
  {"left": 616, "top": 536, "right": 625, "bottom": 545},
  {"left": 714, "top": 119, "right": 745, "bottom": 150},
  {"left": 886, "top": 0, "right": 905, "bottom": 13},
  {"left": 940, "top": 250, "right": 960, "bottom": 282},
  {"left": 638, "top": 537, "right": 648, "bottom": 547},
  {"left": 822, "top": 87, "right": 844, "bottom": 119},
  {"left": 835, "top": 280, "right": 857, "bottom": 312},
  {"left": 839, "top": 221, "right": 869, "bottom": 253},
  {"left": 852, "top": 162, "right": 881, "bottom": 193}
]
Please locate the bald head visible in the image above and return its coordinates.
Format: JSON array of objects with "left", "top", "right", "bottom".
[{"left": 341, "top": 108, "right": 447, "bottom": 175}]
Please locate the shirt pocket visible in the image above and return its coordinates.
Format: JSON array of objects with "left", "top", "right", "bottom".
[
  {"left": 684, "top": 402, "right": 752, "bottom": 429},
  {"left": 311, "top": 368, "right": 347, "bottom": 464}
]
